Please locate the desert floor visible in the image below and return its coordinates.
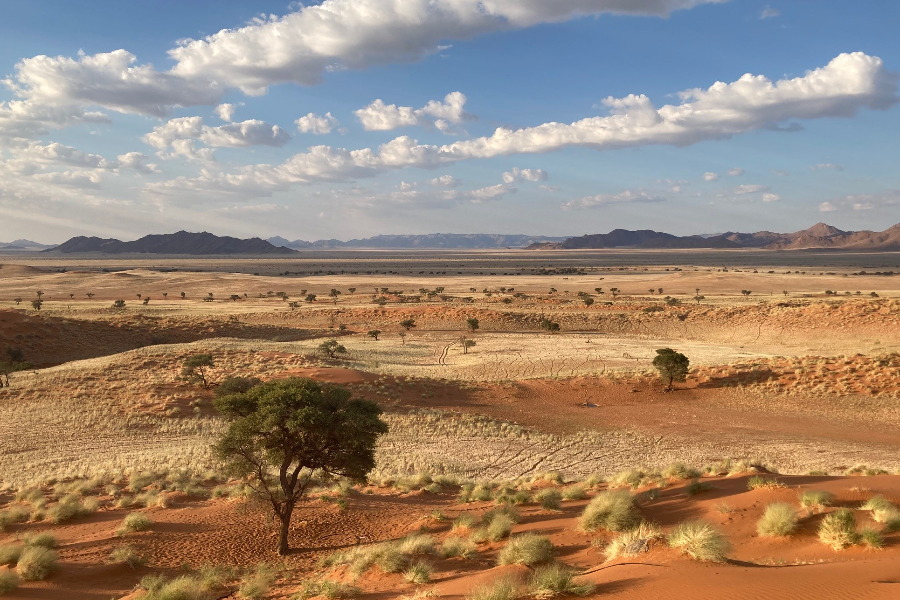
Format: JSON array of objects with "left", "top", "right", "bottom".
[{"left": 1, "top": 250, "right": 899, "bottom": 599}]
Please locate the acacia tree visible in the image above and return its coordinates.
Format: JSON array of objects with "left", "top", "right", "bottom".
[
  {"left": 213, "top": 378, "right": 388, "bottom": 554},
  {"left": 182, "top": 354, "right": 214, "bottom": 388},
  {"left": 367, "top": 330, "right": 381, "bottom": 341},
  {"left": 317, "top": 340, "right": 348, "bottom": 359},
  {"left": 652, "top": 348, "right": 690, "bottom": 390},
  {"left": 466, "top": 317, "right": 480, "bottom": 333},
  {"left": 400, "top": 318, "right": 416, "bottom": 331}
]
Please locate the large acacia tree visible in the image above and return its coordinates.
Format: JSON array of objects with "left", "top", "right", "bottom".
[
  {"left": 213, "top": 378, "right": 388, "bottom": 555},
  {"left": 652, "top": 348, "right": 690, "bottom": 390}
]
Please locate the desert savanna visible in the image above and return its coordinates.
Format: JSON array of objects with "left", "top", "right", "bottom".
[{"left": 2, "top": 248, "right": 900, "bottom": 599}]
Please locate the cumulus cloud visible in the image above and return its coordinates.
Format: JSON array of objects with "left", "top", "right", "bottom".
[
  {"left": 428, "top": 174, "right": 460, "bottom": 188},
  {"left": 760, "top": 7, "right": 780, "bottom": 19},
  {"left": 0, "top": 100, "right": 110, "bottom": 138},
  {"left": 563, "top": 189, "right": 664, "bottom": 209},
  {"left": 819, "top": 201, "right": 838, "bottom": 212},
  {"left": 168, "top": 1, "right": 724, "bottom": 93},
  {"left": 727, "top": 167, "right": 744, "bottom": 176},
  {"left": 502, "top": 167, "right": 548, "bottom": 184},
  {"left": 703, "top": 172, "right": 719, "bottom": 181},
  {"left": 215, "top": 103, "right": 236, "bottom": 121},
  {"left": 355, "top": 92, "right": 474, "bottom": 134},
  {"left": 811, "top": 162, "right": 844, "bottom": 171},
  {"left": 733, "top": 184, "right": 768, "bottom": 194},
  {"left": 296, "top": 112, "right": 339, "bottom": 134},
  {"left": 762, "top": 193, "right": 781, "bottom": 202},
  {"left": 147, "top": 52, "right": 900, "bottom": 199},
  {"left": 820, "top": 190, "right": 900, "bottom": 212},
  {"left": 143, "top": 116, "right": 290, "bottom": 161}
]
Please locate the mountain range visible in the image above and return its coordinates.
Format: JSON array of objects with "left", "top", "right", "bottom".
[
  {"left": 268, "top": 233, "right": 567, "bottom": 249},
  {"left": 47, "top": 231, "right": 295, "bottom": 255},
  {"left": 536, "top": 223, "right": 900, "bottom": 251},
  {"left": 0, "top": 239, "right": 57, "bottom": 251}
]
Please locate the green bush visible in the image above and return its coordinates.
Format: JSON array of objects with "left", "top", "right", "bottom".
[
  {"left": 579, "top": 490, "right": 639, "bottom": 532},
  {"left": 859, "top": 528, "right": 885, "bottom": 550},
  {"left": 496, "top": 534, "right": 554, "bottom": 567},
  {"left": 757, "top": 503, "right": 798, "bottom": 537},
  {"left": 818, "top": 509, "right": 858, "bottom": 550},
  {"left": 862, "top": 495, "right": 900, "bottom": 524},
  {"left": 667, "top": 521, "right": 729, "bottom": 562},
  {"left": 528, "top": 563, "right": 594, "bottom": 597},
  {"left": 799, "top": 490, "right": 834, "bottom": 514},
  {"left": 534, "top": 488, "right": 562, "bottom": 510},
  {"left": 117, "top": 512, "right": 153, "bottom": 536},
  {"left": 16, "top": 546, "right": 59, "bottom": 580}
]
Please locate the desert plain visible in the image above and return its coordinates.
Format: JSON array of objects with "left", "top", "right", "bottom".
[{"left": 1, "top": 249, "right": 900, "bottom": 599}]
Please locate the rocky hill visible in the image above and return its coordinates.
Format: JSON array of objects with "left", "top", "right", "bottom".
[{"left": 48, "top": 231, "right": 296, "bottom": 255}]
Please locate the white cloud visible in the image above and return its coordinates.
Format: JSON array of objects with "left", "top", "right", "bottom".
[
  {"left": 733, "top": 184, "right": 768, "bottom": 194},
  {"left": 819, "top": 201, "right": 838, "bottom": 212},
  {"left": 355, "top": 92, "right": 474, "bottom": 134},
  {"left": 296, "top": 112, "right": 339, "bottom": 135},
  {"left": 760, "top": 7, "right": 780, "bottom": 19},
  {"left": 539, "top": 184, "right": 560, "bottom": 192},
  {"left": 143, "top": 116, "right": 290, "bottom": 161},
  {"left": 762, "top": 193, "right": 780, "bottom": 202},
  {"left": 215, "top": 103, "right": 236, "bottom": 122},
  {"left": 821, "top": 190, "right": 900, "bottom": 212},
  {"left": 727, "top": 167, "right": 744, "bottom": 176},
  {"left": 703, "top": 172, "right": 719, "bottom": 181},
  {"left": 168, "top": 1, "right": 724, "bottom": 93},
  {"left": 563, "top": 189, "right": 665, "bottom": 209},
  {"left": 428, "top": 174, "right": 460, "bottom": 188},
  {"left": 0, "top": 100, "right": 110, "bottom": 138},
  {"left": 348, "top": 182, "right": 514, "bottom": 211},
  {"left": 811, "top": 162, "right": 844, "bottom": 171},
  {"left": 466, "top": 183, "right": 513, "bottom": 203},
  {"left": 398, "top": 180, "right": 416, "bottom": 191},
  {"left": 147, "top": 53, "right": 900, "bottom": 199},
  {"left": 502, "top": 167, "right": 548, "bottom": 184},
  {"left": 115, "top": 152, "right": 160, "bottom": 174}
]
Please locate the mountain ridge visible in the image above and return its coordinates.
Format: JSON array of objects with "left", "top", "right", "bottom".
[{"left": 47, "top": 231, "right": 296, "bottom": 255}]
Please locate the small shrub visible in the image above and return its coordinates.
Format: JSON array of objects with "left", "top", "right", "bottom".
[
  {"left": 294, "top": 580, "right": 360, "bottom": 600},
  {"left": 472, "top": 515, "right": 514, "bottom": 543},
  {"left": 747, "top": 476, "right": 784, "bottom": 490},
  {"left": 528, "top": 563, "right": 594, "bottom": 598},
  {"left": 861, "top": 495, "right": 900, "bottom": 523},
  {"left": 0, "top": 506, "right": 31, "bottom": 530},
  {"left": 757, "top": 503, "right": 798, "bottom": 537},
  {"left": 403, "top": 560, "right": 433, "bottom": 584},
  {"left": 0, "top": 544, "right": 23, "bottom": 566},
  {"left": 0, "top": 571, "right": 19, "bottom": 594},
  {"left": 47, "top": 494, "right": 97, "bottom": 523},
  {"left": 607, "top": 469, "right": 658, "bottom": 490},
  {"left": 109, "top": 545, "right": 147, "bottom": 568},
  {"left": 16, "top": 546, "right": 58, "bottom": 580},
  {"left": 579, "top": 490, "right": 639, "bottom": 532},
  {"left": 858, "top": 528, "right": 885, "bottom": 550},
  {"left": 452, "top": 513, "right": 478, "bottom": 532},
  {"left": 440, "top": 536, "right": 477, "bottom": 559},
  {"left": 497, "top": 534, "right": 554, "bottom": 567},
  {"left": 685, "top": 479, "right": 712, "bottom": 496},
  {"left": 603, "top": 521, "right": 662, "bottom": 561},
  {"left": 465, "top": 576, "right": 520, "bottom": 600},
  {"left": 662, "top": 463, "right": 700, "bottom": 480},
  {"left": 799, "top": 490, "right": 834, "bottom": 514},
  {"left": 561, "top": 485, "right": 587, "bottom": 501},
  {"left": 534, "top": 488, "right": 562, "bottom": 510},
  {"left": 23, "top": 533, "right": 57, "bottom": 548},
  {"left": 818, "top": 509, "right": 858, "bottom": 551},
  {"left": 397, "top": 534, "right": 435, "bottom": 556},
  {"left": 668, "top": 521, "right": 729, "bottom": 562},
  {"left": 238, "top": 563, "right": 278, "bottom": 599},
  {"left": 117, "top": 512, "right": 153, "bottom": 536}
]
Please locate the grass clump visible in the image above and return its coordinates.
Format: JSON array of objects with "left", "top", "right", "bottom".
[
  {"left": 818, "top": 508, "right": 858, "bottom": 551},
  {"left": 667, "top": 521, "right": 730, "bottom": 562},
  {"left": 560, "top": 485, "right": 587, "bottom": 501},
  {"left": 403, "top": 560, "right": 433, "bottom": 584},
  {"left": 0, "top": 506, "right": 30, "bottom": 530},
  {"left": 140, "top": 567, "right": 228, "bottom": 600},
  {"left": 465, "top": 576, "right": 520, "bottom": 600},
  {"left": 528, "top": 563, "right": 595, "bottom": 598},
  {"left": 602, "top": 522, "right": 663, "bottom": 561},
  {"left": 238, "top": 563, "right": 278, "bottom": 599},
  {"left": 861, "top": 495, "right": 900, "bottom": 524},
  {"left": 534, "top": 489, "right": 562, "bottom": 510},
  {"left": 662, "top": 463, "right": 701, "bottom": 480},
  {"left": 685, "top": 479, "right": 712, "bottom": 496},
  {"left": 439, "top": 536, "right": 477, "bottom": 559},
  {"left": 757, "top": 503, "right": 798, "bottom": 537},
  {"left": 606, "top": 469, "right": 659, "bottom": 490},
  {"left": 579, "top": 490, "right": 639, "bottom": 532},
  {"left": 23, "top": 533, "right": 57, "bottom": 549},
  {"left": 0, "top": 570, "right": 19, "bottom": 594},
  {"left": 47, "top": 494, "right": 98, "bottom": 523},
  {"left": 451, "top": 513, "right": 478, "bottom": 532},
  {"left": 15, "top": 546, "right": 59, "bottom": 581},
  {"left": 117, "top": 512, "right": 153, "bottom": 536},
  {"left": 746, "top": 476, "right": 784, "bottom": 491},
  {"left": 858, "top": 528, "right": 885, "bottom": 550},
  {"left": 293, "top": 580, "right": 360, "bottom": 600},
  {"left": 799, "top": 490, "right": 834, "bottom": 514},
  {"left": 496, "top": 534, "right": 554, "bottom": 567},
  {"left": 109, "top": 545, "right": 147, "bottom": 568},
  {"left": 472, "top": 506, "right": 519, "bottom": 543},
  {"left": 0, "top": 544, "right": 22, "bottom": 566}
]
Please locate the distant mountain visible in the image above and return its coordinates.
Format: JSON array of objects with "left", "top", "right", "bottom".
[
  {"left": 48, "top": 231, "right": 296, "bottom": 255},
  {"left": 544, "top": 223, "right": 900, "bottom": 251},
  {"left": 269, "top": 233, "right": 568, "bottom": 249},
  {"left": 0, "top": 239, "right": 57, "bottom": 251}
]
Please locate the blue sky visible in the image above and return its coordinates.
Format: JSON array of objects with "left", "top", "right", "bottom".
[{"left": 0, "top": 0, "right": 898, "bottom": 243}]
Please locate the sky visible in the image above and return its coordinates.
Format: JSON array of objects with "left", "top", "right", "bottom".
[{"left": 0, "top": 0, "right": 898, "bottom": 244}]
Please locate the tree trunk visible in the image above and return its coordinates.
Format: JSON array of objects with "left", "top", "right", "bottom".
[{"left": 276, "top": 511, "right": 291, "bottom": 555}]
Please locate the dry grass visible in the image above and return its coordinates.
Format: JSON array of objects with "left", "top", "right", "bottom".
[
  {"left": 602, "top": 522, "right": 663, "bottom": 561},
  {"left": 667, "top": 521, "right": 730, "bottom": 562},
  {"left": 757, "top": 503, "right": 798, "bottom": 537},
  {"left": 496, "top": 534, "right": 554, "bottom": 567},
  {"left": 579, "top": 490, "right": 639, "bottom": 532}
]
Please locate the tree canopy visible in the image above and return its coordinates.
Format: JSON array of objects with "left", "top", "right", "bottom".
[
  {"left": 652, "top": 348, "right": 690, "bottom": 389},
  {"left": 213, "top": 378, "right": 388, "bottom": 554}
]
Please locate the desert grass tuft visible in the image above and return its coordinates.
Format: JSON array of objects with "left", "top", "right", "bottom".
[
  {"left": 0, "top": 544, "right": 23, "bottom": 567},
  {"left": 757, "top": 503, "right": 798, "bottom": 537},
  {"left": 602, "top": 522, "right": 663, "bottom": 561},
  {"left": 528, "top": 563, "right": 594, "bottom": 598},
  {"left": 117, "top": 512, "right": 153, "bottom": 536},
  {"left": 403, "top": 560, "right": 433, "bottom": 584},
  {"left": 685, "top": 479, "right": 712, "bottom": 496},
  {"left": 534, "top": 489, "right": 562, "bottom": 510},
  {"left": 496, "top": 534, "right": 554, "bottom": 567},
  {"left": 15, "top": 546, "right": 59, "bottom": 581},
  {"left": 861, "top": 495, "right": 900, "bottom": 524},
  {"left": 293, "top": 580, "right": 360, "bottom": 600},
  {"left": 579, "top": 490, "right": 639, "bottom": 532},
  {"left": 238, "top": 562, "right": 278, "bottom": 600},
  {"left": 439, "top": 536, "right": 477, "bottom": 559},
  {"left": 662, "top": 463, "right": 701, "bottom": 480},
  {"left": 667, "top": 521, "right": 730, "bottom": 562},
  {"left": 23, "top": 533, "right": 57, "bottom": 549},
  {"left": 465, "top": 576, "right": 521, "bottom": 600},
  {"left": 0, "top": 571, "right": 19, "bottom": 594},
  {"left": 799, "top": 490, "right": 834, "bottom": 514},
  {"left": 818, "top": 508, "right": 858, "bottom": 551},
  {"left": 746, "top": 476, "right": 784, "bottom": 491},
  {"left": 560, "top": 485, "right": 588, "bottom": 501},
  {"left": 109, "top": 545, "right": 147, "bottom": 568}
]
